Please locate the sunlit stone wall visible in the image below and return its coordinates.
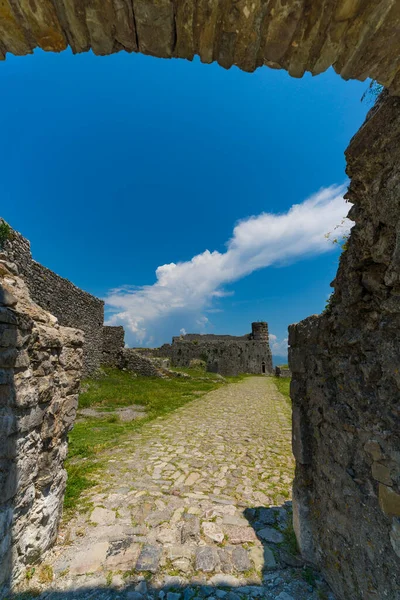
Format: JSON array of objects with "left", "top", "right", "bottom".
[{"left": 0, "top": 261, "right": 83, "bottom": 594}]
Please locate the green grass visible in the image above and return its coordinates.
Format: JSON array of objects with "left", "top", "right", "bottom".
[
  {"left": 65, "top": 367, "right": 245, "bottom": 516},
  {"left": 169, "top": 365, "right": 247, "bottom": 382},
  {"left": 273, "top": 376, "right": 291, "bottom": 405}
]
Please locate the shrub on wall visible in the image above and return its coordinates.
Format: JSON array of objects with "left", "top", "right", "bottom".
[{"left": 0, "top": 219, "right": 11, "bottom": 249}]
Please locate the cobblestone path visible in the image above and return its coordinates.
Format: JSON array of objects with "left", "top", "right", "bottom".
[{"left": 21, "top": 377, "right": 334, "bottom": 600}]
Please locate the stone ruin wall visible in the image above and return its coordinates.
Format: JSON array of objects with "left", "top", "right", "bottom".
[
  {"left": 101, "top": 327, "right": 167, "bottom": 377},
  {"left": 0, "top": 259, "right": 83, "bottom": 595},
  {"left": 149, "top": 325, "right": 273, "bottom": 377},
  {"left": 2, "top": 227, "right": 104, "bottom": 376},
  {"left": 102, "top": 325, "right": 125, "bottom": 367},
  {"left": 289, "top": 92, "right": 400, "bottom": 599},
  {"left": 121, "top": 349, "right": 165, "bottom": 378}
]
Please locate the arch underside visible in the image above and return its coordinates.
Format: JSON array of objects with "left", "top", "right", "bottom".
[{"left": 1, "top": 0, "right": 400, "bottom": 94}]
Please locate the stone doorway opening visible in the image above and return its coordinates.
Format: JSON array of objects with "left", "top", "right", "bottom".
[
  {"left": 261, "top": 361, "right": 266, "bottom": 374},
  {"left": 0, "top": 3, "right": 399, "bottom": 598}
]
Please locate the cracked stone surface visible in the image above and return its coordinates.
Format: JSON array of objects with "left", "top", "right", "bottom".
[{"left": 18, "top": 377, "right": 334, "bottom": 600}]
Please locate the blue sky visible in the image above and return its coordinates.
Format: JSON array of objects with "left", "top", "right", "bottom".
[{"left": 0, "top": 48, "right": 370, "bottom": 359}]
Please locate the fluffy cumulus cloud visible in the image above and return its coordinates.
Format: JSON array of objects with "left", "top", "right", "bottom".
[
  {"left": 105, "top": 183, "right": 351, "bottom": 346},
  {"left": 269, "top": 334, "right": 289, "bottom": 356}
]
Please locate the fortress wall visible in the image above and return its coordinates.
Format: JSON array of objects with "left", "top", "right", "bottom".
[
  {"left": 0, "top": 263, "right": 83, "bottom": 594},
  {"left": 172, "top": 333, "right": 250, "bottom": 342},
  {"left": 102, "top": 325, "right": 125, "bottom": 367},
  {"left": 289, "top": 92, "right": 400, "bottom": 599},
  {"left": 154, "top": 337, "right": 273, "bottom": 377},
  {"left": 2, "top": 227, "right": 104, "bottom": 376}
]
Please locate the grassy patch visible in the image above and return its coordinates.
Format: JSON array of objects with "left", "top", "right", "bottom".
[
  {"left": 282, "top": 517, "right": 298, "bottom": 555},
  {"left": 169, "top": 366, "right": 247, "bottom": 383},
  {"left": 273, "top": 376, "right": 291, "bottom": 405},
  {"left": 65, "top": 367, "right": 244, "bottom": 515}
]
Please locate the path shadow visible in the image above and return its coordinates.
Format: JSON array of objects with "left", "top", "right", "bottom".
[
  {"left": 4, "top": 501, "right": 335, "bottom": 600},
  {"left": 0, "top": 292, "right": 18, "bottom": 598}
]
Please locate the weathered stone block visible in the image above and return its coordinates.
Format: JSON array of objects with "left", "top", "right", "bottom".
[
  {"left": 371, "top": 462, "right": 392, "bottom": 486},
  {"left": 379, "top": 484, "right": 400, "bottom": 517}
]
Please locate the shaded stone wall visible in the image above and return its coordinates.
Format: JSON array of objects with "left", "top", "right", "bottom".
[
  {"left": 289, "top": 92, "right": 400, "bottom": 600},
  {"left": 102, "top": 325, "right": 125, "bottom": 367},
  {"left": 0, "top": 0, "right": 399, "bottom": 94},
  {"left": 0, "top": 260, "right": 83, "bottom": 595},
  {"left": 2, "top": 226, "right": 104, "bottom": 376}
]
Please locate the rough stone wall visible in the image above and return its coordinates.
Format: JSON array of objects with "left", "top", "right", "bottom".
[
  {"left": 102, "top": 325, "right": 125, "bottom": 367},
  {"left": 150, "top": 330, "right": 273, "bottom": 377},
  {"left": 0, "top": 260, "right": 83, "bottom": 595},
  {"left": 121, "top": 349, "right": 165, "bottom": 378},
  {"left": 289, "top": 92, "right": 400, "bottom": 600},
  {"left": 2, "top": 226, "right": 104, "bottom": 376},
  {"left": 0, "top": 0, "right": 399, "bottom": 94}
]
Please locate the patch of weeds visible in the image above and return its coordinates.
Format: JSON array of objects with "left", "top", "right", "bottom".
[
  {"left": 282, "top": 519, "right": 298, "bottom": 556},
  {"left": 165, "top": 560, "right": 181, "bottom": 577},
  {"left": 302, "top": 566, "right": 316, "bottom": 588},
  {"left": 59, "top": 567, "right": 70, "bottom": 578},
  {"left": 25, "top": 567, "right": 36, "bottom": 581},
  {"left": 122, "top": 569, "right": 135, "bottom": 580},
  {"left": 106, "top": 571, "right": 113, "bottom": 586},
  {"left": 0, "top": 219, "right": 11, "bottom": 248},
  {"left": 37, "top": 564, "right": 53, "bottom": 584},
  {"left": 63, "top": 460, "right": 98, "bottom": 517},
  {"left": 106, "top": 415, "right": 118, "bottom": 423}
]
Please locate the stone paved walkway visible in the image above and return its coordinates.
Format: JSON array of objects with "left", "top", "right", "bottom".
[{"left": 18, "top": 377, "right": 335, "bottom": 600}]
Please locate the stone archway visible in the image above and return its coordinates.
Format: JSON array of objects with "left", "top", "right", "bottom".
[
  {"left": 0, "top": 0, "right": 399, "bottom": 94},
  {"left": 0, "top": 3, "right": 399, "bottom": 599}
]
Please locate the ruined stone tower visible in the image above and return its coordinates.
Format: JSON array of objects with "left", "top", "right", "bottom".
[{"left": 251, "top": 321, "right": 269, "bottom": 342}]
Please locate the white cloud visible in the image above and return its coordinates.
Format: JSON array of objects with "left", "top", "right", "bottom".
[
  {"left": 270, "top": 334, "right": 289, "bottom": 355},
  {"left": 105, "top": 183, "right": 351, "bottom": 346},
  {"left": 180, "top": 328, "right": 187, "bottom": 336}
]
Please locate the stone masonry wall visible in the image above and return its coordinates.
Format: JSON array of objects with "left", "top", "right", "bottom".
[
  {"left": 0, "top": 0, "right": 399, "bottom": 95},
  {"left": 0, "top": 259, "right": 83, "bottom": 594},
  {"left": 121, "top": 349, "right": 164, "bottom": 378},
  {"left": 2, "top": 226, "right": 104, "bottom": 376},
  {"left": 102, "top": 325, "right": 125, "bottom": 367},
  {"left": 150, "top": 331, "right": 273, "bottom": 377},
  {"left": 289, "top": 92, "right": 400, "bottom": 600}
]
